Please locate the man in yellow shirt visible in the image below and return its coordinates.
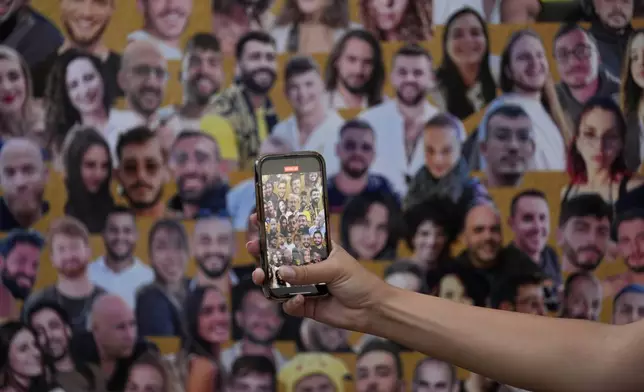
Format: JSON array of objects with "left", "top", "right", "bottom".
[{"left": 202, "top": 31, "right": 279, "bottom": 170}]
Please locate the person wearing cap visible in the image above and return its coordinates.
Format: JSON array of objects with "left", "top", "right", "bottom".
[{"left": 278, "top": 353, "right": 350, "bottom": 392}]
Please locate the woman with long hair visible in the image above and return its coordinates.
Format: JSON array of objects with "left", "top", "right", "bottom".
[
  {"left": 44, "top": 49, "right": 113, "bottom": 157},
  {"left": 271, "top": 0, "right": 355, "bottom": 53},
  {"left": 436, "top": 7, "right": 498, "bottom": 120},
  {"left": 359, "top": 0, "right": 433, "bottom": 42},
  {"left": 175, "top": 286, "right": 229, "bottom": 392},
  {"left": 562, "top": 96, "right": 644, "bottom": 215},
  {"left": 619, "top": 28, "right": 644, "bottom": 171},
  {"left": 0, "top": 322, "right": 58, "bottom": 392},
  {"left": 0, "top": 46, "right": 46, "bottom": 149},
  {"left": 61, "top": 126, "right": 116, "bottom": 233}
]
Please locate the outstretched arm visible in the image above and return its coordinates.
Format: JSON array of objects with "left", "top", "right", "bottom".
[{"left": 372, "top": 286, "right": 644, "bottom": 392}]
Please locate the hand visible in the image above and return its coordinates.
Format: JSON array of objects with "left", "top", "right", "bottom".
[{"left": 245, "top": 214, "right": 390, "bottom": 333}]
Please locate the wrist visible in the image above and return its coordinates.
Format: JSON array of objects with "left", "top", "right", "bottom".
[{"left": 363, "top": 284, "right": 401, "bottom": 336}]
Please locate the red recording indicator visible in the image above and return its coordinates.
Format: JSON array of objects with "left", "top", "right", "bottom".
[{"left": 284, "top": 165, "right": 299, "bottom": 173}]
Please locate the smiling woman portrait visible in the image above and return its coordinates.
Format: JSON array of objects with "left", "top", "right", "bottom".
[{"left": 0, "top": 46, "right": 46, "bottom": 149}]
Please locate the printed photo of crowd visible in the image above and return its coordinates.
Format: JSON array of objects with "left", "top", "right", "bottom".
[{"left": 1, "top": 0, "right": 644, "bottom": 391}]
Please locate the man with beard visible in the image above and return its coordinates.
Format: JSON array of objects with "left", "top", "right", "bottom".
[
  {"left": 0, "top": 138, "right": 50, "bottom": 231},
  {"left": 359, "top": 44, "right": 440, "bottom": 196},
  {"left": 557, "top": 194, "right": 612, "bottom": 274},
  {"left": 310, "top": 231, "right": 326, "bottom": 258},
  {"left": 107, "top": 41, "right": 179, "bottom": 161},
  {"left": 167, "top": 130, "right": 230, "bottom": 219},
  {"left": 224, "top": 280, "right": 287, "bottom": 373},
  {"left": 0, "top": 0, "right": 62, "bottom": 67},
  {"left": 174, "top": 33, "right": 224, "bottom": 127},
  {"left": 204, "top": 31, "right": 279, "bottom": 170},
  {"left": 88, "top": 207, "right": 154, "bottom": 309},
  {"left": 129, "top": 0, "right": 193, "bottom": 60},
  {"left": 603, "top": 209, "right": 644, "bottom": 296},
  {"left": 612, "top": 284, "right": 644, "bottom": 325},
  {"left": 554, "top": 24, "right": 619, "bottom": 124},
  {"left": 477, "top": 103, "right": 536, "bottom": 187},
  {"left": 559, "top": 272, "right": 602, "bottom": 321},
  {"left": 26, "top": 301, "right": 106, "bottom": 391},
  {"left": 507, "top": 190, "right": 562, "bottom": 308},
  {"left": 455, "top": 204, "right": 541, "bottom": 294},
  {"left": 327, "top": 119, "right": 397, "bottom": 213},
  {"left": 114, "top": 127, "right": 172, "bottom": 218},
  {"left": 588, "top": 0, "right": 633, "bottom": 80},
  {"left": 355, "top": 340, "right": 405, "bottom": 392},
  {"left": 228, "top": 136, "right": 293, "bottom": 230},
  {"left": 174, "top": 33, "right": 240, "bottom": 171},
  {"left": 273, "top": 56, "right": 344, "bottom": 173},
  {"left": 0, "top": 229, "right": 44, "bottom": 301},
  {"left": 325, "top": 29, "right": 385, "bottom": 110},
  {"left": 191, "top": 215, "right": 238, "bottom": 293},
  {"left": 31, "top": 0, "right": 122, "bottom": 98},
  {"left": 23, "top": 216, "right": 106, "bottom": 332}
]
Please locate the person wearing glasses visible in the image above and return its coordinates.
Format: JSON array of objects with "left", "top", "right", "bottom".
[
  {"left": 114, "top": 127, "right": 174, "bottom": 218},
  {"left": 326, "top": 119, "right": 398, "bottom": 214},
  {"left": 553, "top": 24, "right": 619, "bottom": 125},
  {"left": 105, "top": 40, "right": 180, "bottom": 163}
]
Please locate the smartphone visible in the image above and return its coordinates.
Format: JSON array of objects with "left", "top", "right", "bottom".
[{"left": 254, "top": 151, "right": 332, "bottom": 301}]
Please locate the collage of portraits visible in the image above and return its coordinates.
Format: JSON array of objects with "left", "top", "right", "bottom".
[{"left": 1, "top": 0, "right": 644, "bottom": 391}]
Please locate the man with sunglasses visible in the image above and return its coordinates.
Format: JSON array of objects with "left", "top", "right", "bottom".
[
  {"left": 327, "top": 119, "right": 398, "bottom": 214},
  {"left": 114, "top": 126, "right": 172, "bottom": 218}
]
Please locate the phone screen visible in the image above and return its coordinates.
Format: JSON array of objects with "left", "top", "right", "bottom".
[{"left": 260, "top": 161, "right": 329, "bottom": 290}]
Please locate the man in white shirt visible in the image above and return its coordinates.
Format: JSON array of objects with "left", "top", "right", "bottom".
[
  {"left": 88, "top": 207, "right": 154, "bottom": 309},
  {"left": 107, "top": 40, "right": 179, "bottom": 161},
  {"left": 359, "top": 43, "right": 439, "bottom": 197},
  {"left": 273, "top": 56, "right": 345, "bottom": 175},
  {"left": 325, "top": 29, "right": 386, "bottom": 110},
  {"left": 128, "top": 0, "right": 193, "bottom": 60}
]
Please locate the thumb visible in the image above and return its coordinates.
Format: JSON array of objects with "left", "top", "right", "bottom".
[{"left": 278, "top": 261, "right": 338, "bottom": 286}]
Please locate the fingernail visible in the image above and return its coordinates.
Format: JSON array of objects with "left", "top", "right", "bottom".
[{"left": 279, "top": 266, "right": 295, "bottom": 280}]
